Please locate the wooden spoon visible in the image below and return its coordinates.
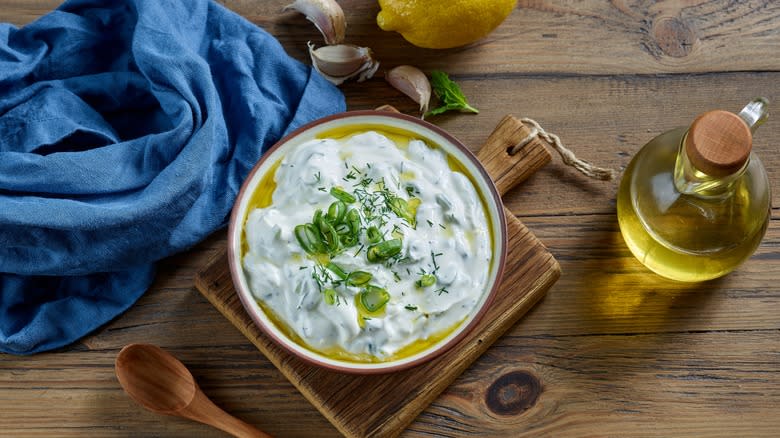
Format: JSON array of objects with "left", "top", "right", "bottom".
[{"left": 115, "top": 343, "right": 271, "bottom": 438}]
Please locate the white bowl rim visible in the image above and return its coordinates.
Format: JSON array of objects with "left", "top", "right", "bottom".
[{"left": 227, "top": 110, "right": 508, "bottom": 374}]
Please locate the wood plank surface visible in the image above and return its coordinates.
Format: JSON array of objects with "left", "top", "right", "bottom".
[
  {"left": 1, "top": 1, "right": 780, "bottom": 437},
  {"left": 191, "top": 115, "right": 560, "bottom": 437},
  {"left": 194, "top": 204, "right": 559, "bottom": 438},
  {"left": 248, "top": 0, "right": 780, "bottom": 75},
  {"left": 4, "top": 1, "right": 780, "bottom": 75}
]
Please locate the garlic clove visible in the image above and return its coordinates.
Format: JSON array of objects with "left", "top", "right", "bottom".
[
  {"left": 385, "top": 65, "right": 431, "bottom": 114},
  {"left": 283, "top": 0, "right": 346, "bottom": 45},
  {"left": 308, "top": 42, "right": 380, "bottom": 86},
  {"left": 309, "top": 44, "right": 367, "bottom": 77}
]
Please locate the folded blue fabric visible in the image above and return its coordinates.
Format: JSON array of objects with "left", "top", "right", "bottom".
[{"left": 0, "top": 0, "right": 346, "bottom": 354}]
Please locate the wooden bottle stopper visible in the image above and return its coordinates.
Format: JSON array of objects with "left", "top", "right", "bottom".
[{"left": 685, "top": 110, "right": 752, "bottom": 177}]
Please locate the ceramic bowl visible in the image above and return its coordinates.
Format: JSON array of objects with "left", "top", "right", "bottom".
[{"left": 227, "top": 111, "right": 507, "bottom": 374}]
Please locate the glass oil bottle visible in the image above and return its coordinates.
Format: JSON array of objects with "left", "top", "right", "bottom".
[{"left": 617, "top": 98, "right": 771, "bottom": 282}]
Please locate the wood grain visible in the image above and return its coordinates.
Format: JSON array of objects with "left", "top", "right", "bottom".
[
  {"left": 414, "top": 330, "right": 780, "bottom": 437},
  {"left": 476, "top": 115, "right": 553, "bottom": 196},
  {"left": 3, "top": 1, "right": 779, "bottom": 75},
  {"left": 115, "top": 344, "right": 272, "bottom": 437},
  {"left": 225, "top": 0, "right": 780, "bottom": 75},
  {"left": 189, "top": 116, "right": 558, "bottom": 436},
  {"left": 195, "top": 204, "right": 559, "bottom": 437},
  {"left": 1, "top": 1, "right": 780, "bottom": 437}
]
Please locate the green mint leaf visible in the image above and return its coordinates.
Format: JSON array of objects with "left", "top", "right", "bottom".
[{"left": 424, "top": 71, "right": 479, "bottom": 118}]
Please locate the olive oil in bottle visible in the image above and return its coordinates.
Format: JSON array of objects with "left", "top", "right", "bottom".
[{"left": 617, "top": 99, "right": 771, "bottom": 282}]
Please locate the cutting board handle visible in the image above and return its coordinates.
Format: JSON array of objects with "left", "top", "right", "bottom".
[{"left": 476, "top": 115, "right": 552, "bottom": 197}]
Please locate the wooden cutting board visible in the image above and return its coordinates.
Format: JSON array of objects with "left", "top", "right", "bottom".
[{"left": 194, "top": 115, "right": 561, "bottom": 438}]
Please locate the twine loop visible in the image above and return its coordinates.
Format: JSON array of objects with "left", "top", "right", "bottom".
[{"left": 511, "top": 118, "right": 616, "bottom": 181}]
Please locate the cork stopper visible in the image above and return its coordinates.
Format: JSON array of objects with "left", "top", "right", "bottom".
[{"left": 685, "top": 110, "right": 752, "bottom": 177}]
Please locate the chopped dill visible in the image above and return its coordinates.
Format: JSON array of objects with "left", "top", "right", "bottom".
[
  {"left": 431, "top": 251, "right": 442, "bottom": 273},
  {"left": 344, "top": 170, "right": 358, "bottom": 181}
]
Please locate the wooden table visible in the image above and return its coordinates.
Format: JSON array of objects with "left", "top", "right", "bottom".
[{"left": 2, "top": 1, "right": 779, "bottom": 436}]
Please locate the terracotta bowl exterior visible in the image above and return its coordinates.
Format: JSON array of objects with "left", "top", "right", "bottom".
[{"left": 227, "top": 111, "right": 507, "bottom": 374}]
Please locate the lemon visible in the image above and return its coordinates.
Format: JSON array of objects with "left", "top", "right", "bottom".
[{"left": 377, "top": 0, "right": 517, "bottom": 49}]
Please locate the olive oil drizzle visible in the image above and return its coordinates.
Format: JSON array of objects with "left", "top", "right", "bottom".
[{"left": 242, "top": 128, "right": 495, "bottom": 362}]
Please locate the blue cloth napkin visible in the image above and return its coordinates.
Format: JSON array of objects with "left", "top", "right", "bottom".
[{"left": 0, "top": 0, "right": 346, "bottom": 354}]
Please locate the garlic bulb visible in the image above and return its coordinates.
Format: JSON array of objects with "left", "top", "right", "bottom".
[
  {"left": 308, "top": 42, "right": 380, "bottom": 86},
  {"left": 283, "top": 0, "right": 346, "bottom": 45},
  {"left": 386, "top": 65, "right": 431, "bottom": 114}
]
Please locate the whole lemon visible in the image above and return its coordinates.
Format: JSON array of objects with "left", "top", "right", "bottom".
[{"left": 377, "top": 0, "right": 517, "bottom": 49}]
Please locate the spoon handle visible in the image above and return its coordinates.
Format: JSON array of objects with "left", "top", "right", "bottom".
[{"left": 181, "top": 387, "right": 272, "bottom": 438}]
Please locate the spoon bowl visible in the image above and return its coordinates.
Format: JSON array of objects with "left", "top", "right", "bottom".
[
  {"left": 116, "top": 343, "right": 196, "bottom": 413},
  {"left": 115, "top": 343, "right": 270, "bottom": 438}
]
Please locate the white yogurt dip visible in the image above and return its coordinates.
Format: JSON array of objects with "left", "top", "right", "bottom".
[{"left": 242, "top": 130, "right": 492, "bottom": 361}]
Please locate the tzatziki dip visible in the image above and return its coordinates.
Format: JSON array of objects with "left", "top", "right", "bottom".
[{"left": 242, "top": 130, "right": 492, "bottom": 361}]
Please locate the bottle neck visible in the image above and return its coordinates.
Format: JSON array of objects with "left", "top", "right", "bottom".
[{"left": 673, "top": 132, "right": 748, "bottom": 198}]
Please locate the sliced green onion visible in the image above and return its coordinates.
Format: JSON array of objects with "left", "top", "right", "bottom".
[
  {"left": 317, "top": 218, "right": 341, "bottom": 254},
  {"left": 326, "top": 262, "right": 348, "bottom": 280},
  {"left": 346, "top": 270, "right": 372, "bottom": 286},
  {"left": 334, "top": 223, "right": 351, "bottom": 235},
  {"left": 312, "top": 209, "right": 323, "bottom": 225},
  {"left": 366, "top": 226, "right": 382, "bottom": 244},
  {"left": 295, "top": 223, "right": 324, "bottom": 254},
  {"left": 340, "top": 233, "right": 358, "bottom": 247},
  {"left": 391, "top": 226, "right": 404, "bottom": 240},
  {"left": 323, "top": 288, "right": 338, "bottom": 305},
  {"left": 327, "top": 201, "right": 347, "bottom": 224},
  {"left": 415, "top": 273, "right": 436, "bottom": 288},
  {"left": 346, "top": 208, "right": 361, "bottom": 233},
  {"left": 346, "top": 207, "right": 360, "bottom": 221},
  {"left": 359, "top": 285, "right": 390, "bottom": 312},
  {"left": 366, "top": 238, "right": 402, "bottom": 262},
  {"left": 330, "top": 187, "right": 356, "bottom": 204},
  {"left": 387, "top": 196, "right": 419, "bottom": 226},
  {"left": 387, "top": 197, "right": 408, "bottom": 219}
]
